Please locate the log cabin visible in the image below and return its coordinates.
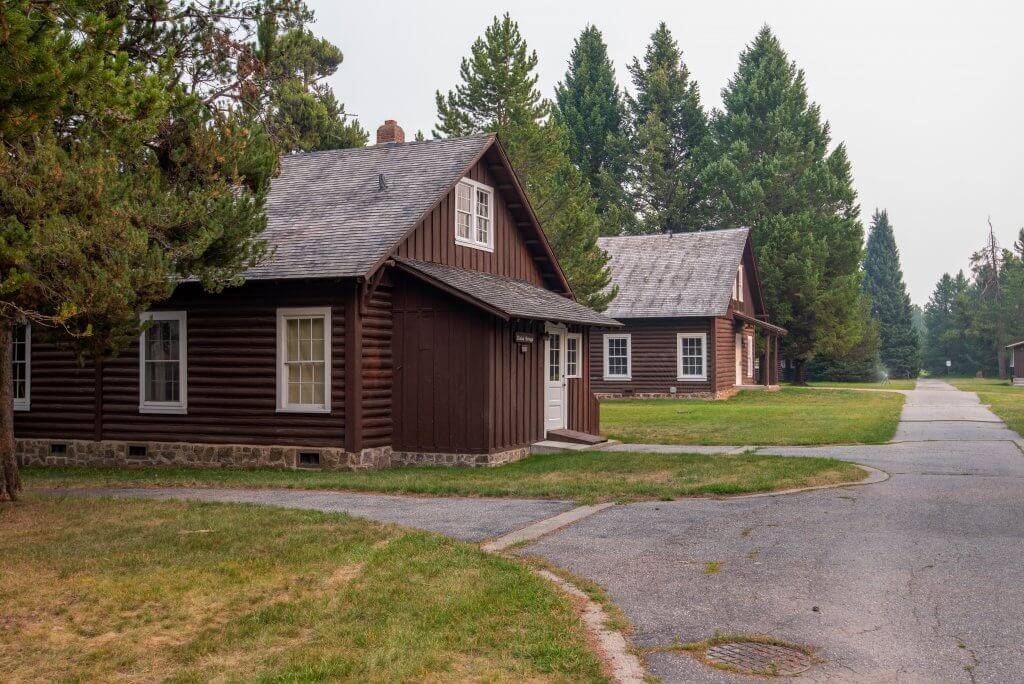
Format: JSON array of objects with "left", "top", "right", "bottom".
[
  {"left": 1006, "top": 340, "right": 1024, "bottom": 386},
  {"left": 14, "top": 121, "right": 619, "bottom": 471},
  {"left": 591, "top": 228, "right": 785, "bottom": 399}
]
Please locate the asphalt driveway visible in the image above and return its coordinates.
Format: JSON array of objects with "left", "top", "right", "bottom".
[{"left": 525, "top": 380, "right": 1024, "bottom": 682}]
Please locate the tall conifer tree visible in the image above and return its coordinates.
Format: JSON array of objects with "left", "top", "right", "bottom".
[
  {"left": 864, "top": 210, "right": 920, "bottom": 378},
  {"left": 705, "top": 26, "right": 871, "bottom": 382},
  {"left": 554, "top": 25, "right": 629, "bottom": 233},
  {"left": 435, "top": 14, "right": 616, "bottom": 310},
  {"left": 626, "top": 23, "right": 711, "bottom": 234}
]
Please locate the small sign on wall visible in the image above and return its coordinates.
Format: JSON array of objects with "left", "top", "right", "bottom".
[{"left": 514, "top": 332, "right": 535, "bottom": 344}]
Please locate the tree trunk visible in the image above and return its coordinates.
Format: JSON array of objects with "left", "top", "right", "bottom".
[
  {"left": 793, "top": 358, "right": 808, "bottom": 386},
  {"left": 0, "top": 319, "right": 21, "bottom": 501}
]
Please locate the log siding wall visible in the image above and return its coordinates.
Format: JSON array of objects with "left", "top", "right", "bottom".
[
  {"left": 590, "top": 318, "right": 717, "bottom": 396},
  {"left": 16, "top": 281, "right": 348, "bottom": 448}
]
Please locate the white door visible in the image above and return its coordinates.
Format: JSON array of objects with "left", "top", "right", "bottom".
[
  {"left": 735, "top": 333, "right": 743, "bottom": 386},
  {"left": 545, "top": 332, "right": 567, "bottom": 431}
]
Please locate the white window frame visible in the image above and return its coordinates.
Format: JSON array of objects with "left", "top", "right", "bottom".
[
  {"left": 747, "top": 334, "right": 754, "bottom": 377},
  {"left": 276, "top": 307, "right": 332, "bottom": 414},
  {"left": 734, "top": 264, "right": 744, "bottom": 302},
  {"left": 565, "top": 333, "right": 582, "bottom": 379},
  {"left": 138, "top": 311, "right": 187, "bottom": 415},
  {"left": 603, "top": 333, "right": 631, "bottom": 381},
  {"left": 676, "top": 332, "right": 708, "bottom": 382},
  {"left": 13, "top": 323, "right": 30, "bottom": 412},
  {"left": 453, "top": 177, "right": 495, "bottom": 252}
]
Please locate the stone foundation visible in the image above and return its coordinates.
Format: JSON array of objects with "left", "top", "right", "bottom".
[
  {"left": 16, "top": 438, "right": 529, "bottom": 471},
  {"left": 391, "top": 446, "right": 530, "bottom": 468},
  {"left": 596, "top": 391, "right": 717, "bottom": 400}
]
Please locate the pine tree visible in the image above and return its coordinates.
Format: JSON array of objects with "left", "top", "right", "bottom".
[
  {"left": 554, "top": 25, "right": 629, "bottom": 232},
  {"left": 924, "top": 272, "right": 977, "bottom": 375},
  {"left": 0, "top": 0, "right": 347, "bottom": 501},
  {"left": 255, "top": 19, "right": 367, "bottom": 152},
  {"left": 864, "top": 210, "right": 920, "bottom": 378},
  {"left": 434, "top": 14, "right": 616, "bottom": 310},
  {"left": 967, "top": 221, "right": 1008, "bottom": 377},
  {"left": 626, "top": 23, "right": 711, "bottom": 234},
  {"left": 705, "top": 26, "right": 872, "bottom": 383}
]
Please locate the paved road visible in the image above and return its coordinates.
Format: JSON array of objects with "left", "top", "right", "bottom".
[{"left": 526, "top": 379, "right": 1024, "bottom": 682}]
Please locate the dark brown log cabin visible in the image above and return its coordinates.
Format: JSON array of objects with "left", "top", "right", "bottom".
[
  {"left": 14, "top": 122, "right": 618, "bottom": 470},
  {"left": 1007, "top": 340, "right": 1024, "bottom": 386},
  {"left": 591, "top": 229, "right": 785, "bottom": 399}
]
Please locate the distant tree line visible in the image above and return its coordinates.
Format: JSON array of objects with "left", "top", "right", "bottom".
[
  {"left": 922, "top": 225, "right": 1024, "bottom": 377},
  {"left": 435, "top": 17, "right": 902, "bottom": 383}
]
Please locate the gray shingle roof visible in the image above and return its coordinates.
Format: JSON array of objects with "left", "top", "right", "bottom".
[
  {"left": 395, "top": 258, "right": 621, "bottom": 327},
  {"left": 598, "top": 228, "right": 750, "bottom": 319},
  {"left": 245, "top": 135, "right": 495, "bottom": 280}
]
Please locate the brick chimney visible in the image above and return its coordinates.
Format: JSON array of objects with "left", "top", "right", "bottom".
[{"left": 376, "top": 119, "right": 405, "bottom": 144}]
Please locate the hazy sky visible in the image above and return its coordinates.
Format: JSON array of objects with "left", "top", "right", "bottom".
[{"left": 309, "top": 0, "right": 1023, "bottom": 304}]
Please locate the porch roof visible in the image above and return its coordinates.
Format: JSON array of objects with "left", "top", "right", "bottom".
[{"left": 394, "top": 258, "right": 621, "bottom": 327}]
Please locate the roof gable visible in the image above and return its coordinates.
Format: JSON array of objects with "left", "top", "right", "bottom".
[
  {"left": 243, "top": 135, "right": 573, "bottom": 297},
  {"left": 245, "top": 135, "right": 494, "bottom": 281},
  {"left": 598, "top": 228, "right": 752, "bottom": 319}
]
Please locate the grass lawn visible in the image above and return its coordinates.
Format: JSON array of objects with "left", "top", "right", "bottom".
[
  {"left": 948, "top": 377, "right": 1024, "bottom": 435},
  {"left": 601, "top": 387, "right": 904, "bottom": 446},
  {"left": 800, "top": 379, "right": 917, "bottom": 390},
  {"left": 0, "top": 495, "right": 606, "bottom": 682},
  {"left": 22, "top": 450, "right": 866, "bottom": 503}
]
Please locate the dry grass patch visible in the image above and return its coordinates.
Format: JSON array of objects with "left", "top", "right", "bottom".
[{"left": 0, "top": 496, "right": 606, "bottom": 682}]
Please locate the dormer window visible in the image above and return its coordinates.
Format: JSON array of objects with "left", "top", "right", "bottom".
[{"left": 454, "top": 178, "right": 494, "bottom": 252}]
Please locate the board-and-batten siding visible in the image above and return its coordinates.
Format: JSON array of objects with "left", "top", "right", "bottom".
[
  {"left": 566, "top": 327, "right": 598, "bottom": 434},
  {"left": 15, "top": 281, "right": 349, "bottom": 448},
  {"left": 394, "top": 158, "right": 546, "bottom": 285},
  {"left": 391, "top": 274, "right": 490, "bottom": 453},
  {"left": 490, "top": 318, "right": 545, "bottom": 452},
  {"left": 590, "top": 318, "right": 717, "bottom": 395}
]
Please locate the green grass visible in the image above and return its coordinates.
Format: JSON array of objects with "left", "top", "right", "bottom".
[
  {"left": 947, "top": 377, "right": 1024, "bottom": 435},
  {"left": 22, "top": 450, "right": 866, "bottom": 504},
  {"left": 799, "top": 379, "right": 917, "bottom": 390},
  {"left": 0, "top": 495, "right": 606, "bottom": 682},
  {"left": 600, "top": 388, "right": 904, "bottom": 446}
]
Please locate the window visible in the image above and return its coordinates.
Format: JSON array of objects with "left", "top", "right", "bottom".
[
  {"left": 454, "top": 178, "right": 494, "bottom": 251},
  {"left": 547, "top": 333, "right": 562, "bottom": 382},
  {"left": 603, "top": 334, "right": 631, "bottom": 380},
  {"left": 277, "top": 307, "right": 331, "bottom": 413},
  {"left": 12, "top": 324, "right": 29, "bottom": 411},
  {"left": 565, "top": 333, "right": 582, "bottom": 378},
  {"left": 734, "top": 265, "right": 744, "bottom": 302},
  {"left": 139, "top": 311, "right": 187, "bottom": 414},
  {"left": 747, "top": 335, "right": 754, "bottom": 377},
  {"left": 676, "top": 333, "right": 707, "bottom": 381}
]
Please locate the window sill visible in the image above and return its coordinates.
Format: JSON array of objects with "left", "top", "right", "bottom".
[
  {"left": 677, "top": 376, "right": 708, "bottom": 382},
  {"left": 139, "top": 405, "right": 187, "bottom": 415},
  {"left": 13, "top": 403, "right": 29, "bottom": 412},
  {"left": 276, "top": 406, "right": 332, "bottom": 415},
  {"left": 455, "top": 237, "right": 495, "bottom": 253},
  {"left": 603, "top": 376, "right": 631, "bottom": 382}
]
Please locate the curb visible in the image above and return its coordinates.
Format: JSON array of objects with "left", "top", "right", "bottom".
[
  {"left": 481, "top": 502, "right": 614, "bottom": 552},
  {"left": 532, "top": 569, "right": 645, "bottom": 684},
  {"left": 728, "top": 464, "right": 890, "bottom": 500}
]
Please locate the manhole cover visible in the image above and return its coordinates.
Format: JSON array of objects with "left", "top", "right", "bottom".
[{"left": 704, "top": 640, "right": 813, "bottom": 676}]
